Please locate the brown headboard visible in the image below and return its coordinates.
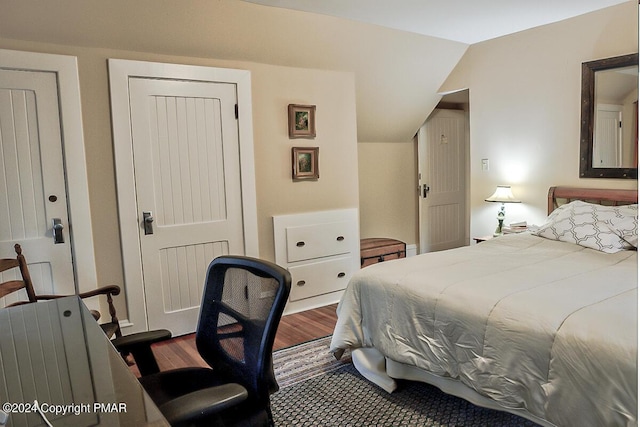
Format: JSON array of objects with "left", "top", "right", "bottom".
[{"left": 547, "top": 186, "right": 638, "bottom": 215}]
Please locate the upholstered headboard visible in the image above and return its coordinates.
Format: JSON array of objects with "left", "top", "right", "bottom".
[{"left": 547, "top": 186, "right": 638, "bottom": 215}]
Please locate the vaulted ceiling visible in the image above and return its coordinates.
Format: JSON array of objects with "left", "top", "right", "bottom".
[
  {"left": 0, "top": 0, "right": 631, "bottom": 142},
  {"left": 241, "top": 0, "right": 629, "bottom": 44}
]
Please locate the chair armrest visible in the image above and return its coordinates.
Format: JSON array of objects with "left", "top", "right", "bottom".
[
  {"left": 111, "top": 329, "right": 172, "bottom": 376},
  {"left": 77, "top": 284, "right": 121, "bottom": 299},
  {"left": 34, "top": 285, "right": 121, "bottom": 301},
  {"left": 35, "top": 285, "right": 121, "bottom": 301},
  {"left": 32, "top": 294, "right": 65, "bottom": 301},
  {"left": 159, "top": 383, "right": 248, "bottom": 427},
  {"left": 111, "top": 329, "right": 172, "bottom": 351},
  {"left": 39, "top": 285, "right": 123, "bottom": 335},
  {"left": 6, "top": 300, "right": 33, "bottom": 307}
]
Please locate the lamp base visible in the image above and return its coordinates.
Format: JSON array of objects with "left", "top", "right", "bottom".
[{"left": 493, "top": 212, "right": 505, "bottom": 237}]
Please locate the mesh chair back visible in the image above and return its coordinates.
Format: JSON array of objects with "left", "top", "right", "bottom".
[{"left": 195, "top": 256, "right": 291, "bottom": 405}]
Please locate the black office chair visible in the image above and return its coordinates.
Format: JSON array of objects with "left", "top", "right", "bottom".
[{"left": 117, "top": 255, "right": 291, "bottom": 427}]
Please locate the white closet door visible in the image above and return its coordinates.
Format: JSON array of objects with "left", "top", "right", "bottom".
[
  {"left": 128, "top": 77, "right": 244, "bottom": 335},
  {"left": 0, "top": 69, "right": 75, "bottom": 303}
]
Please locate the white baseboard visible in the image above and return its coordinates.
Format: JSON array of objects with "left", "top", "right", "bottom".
[
  {"left": 283, "top": 290, "right": 344, "bottom": 316},
  {"left": 119, "top": 319, "right": 135, "bottom": 332},
  {"left": 406, "top": 244, "right": 417, "bottom": 257}
]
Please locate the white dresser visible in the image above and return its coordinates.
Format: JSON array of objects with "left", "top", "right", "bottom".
[{"left": 273, "top": 209, "right": 359, "bottom": 315}]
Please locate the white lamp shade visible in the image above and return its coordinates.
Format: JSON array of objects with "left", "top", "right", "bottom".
[{"left": 485, "top": 185, "right": 520, "bottom": 203}]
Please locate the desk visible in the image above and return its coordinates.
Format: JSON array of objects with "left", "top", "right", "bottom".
[{"left": 0, "top": 297, "right": 168, "bottom": 426}]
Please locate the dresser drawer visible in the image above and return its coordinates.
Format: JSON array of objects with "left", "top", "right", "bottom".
[
  {"left": 285, "top": 221, "right": 353, "bottom": 263},
  {"left": 288, "top": 256, "right": 353, "bottom": 302}
]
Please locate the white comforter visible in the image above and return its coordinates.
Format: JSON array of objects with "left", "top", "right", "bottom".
[{"left": 330, "top": 233, "right": 637, "bottom": 427}]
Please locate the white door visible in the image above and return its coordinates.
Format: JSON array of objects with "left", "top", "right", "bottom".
[
  {"left": 593, "top": 106, "right": 623, "bottom": 168},
  {"left": 418, "top": 109, "right": 467, "bottom": 253},
  {"left": 128, "top": 77, "right": 245, "bottom": 335},
  {"left": 0, "top": 69, "right": 75, "bottom": 303}
]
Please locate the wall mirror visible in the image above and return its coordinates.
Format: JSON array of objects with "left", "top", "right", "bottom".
[{"left": 580, "top": 53, "right": 638, "bottom": 179}]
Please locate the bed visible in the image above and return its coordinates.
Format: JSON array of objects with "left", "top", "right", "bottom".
[{"left": 330, "top": 187, "right": 638, "bottom": 427}]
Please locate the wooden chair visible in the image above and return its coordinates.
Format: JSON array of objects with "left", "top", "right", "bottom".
[{"left": 0, "top": 243, "right": 123, "bottom": 339}]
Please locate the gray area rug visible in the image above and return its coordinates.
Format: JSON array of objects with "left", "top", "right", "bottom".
[{"left": 271, "top": 336, "right": 537, "bottom": 427}]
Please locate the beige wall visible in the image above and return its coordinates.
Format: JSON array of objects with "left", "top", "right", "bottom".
[
  {"left": 1, "top": 1, "right": 637, "bottom": 316},
  {"left": 0, "top": 38, "right": 359, "bottom": 318},
  {"left": 357, "top": 2, "right": 638, "bottom": 247},
  {"left": 358, "top": 142, "right": 418, "bottom": 245},
  {"left": 249, "top": 63, "right": 360, "bottom": 259},
  {"left": 0, "top": 0, "right": 466, "bottom": 143},
  {"left": 0, "top": 0, "right": 465, "bottom": 320},
  {"left": 440, "top": 2, "right": 638, "bottom": 238}
]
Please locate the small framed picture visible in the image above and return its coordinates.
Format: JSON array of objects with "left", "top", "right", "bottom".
[
  {"left": 292, "top": 147, "right": 319, "bottom": 181},
  {"left": 288, "top": 104, "right": 316, "bottom": 139}
]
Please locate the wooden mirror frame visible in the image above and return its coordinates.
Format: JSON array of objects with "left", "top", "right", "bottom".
[{"left": 579, "top": 52, "right": 638, "bottom": 179}]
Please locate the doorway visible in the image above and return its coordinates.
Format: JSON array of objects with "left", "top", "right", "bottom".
[
  {"left": 0, "top": 49, "right": 97, "bottom": 304},
  {"left": 593, "top": 105, "right": 623, "bottom": 167},
  {"left": 109, "top": 59, "right": 258, "bottom": 336},
  {"left": 417, "top": 90, "right": 470, "bottom": 253}
]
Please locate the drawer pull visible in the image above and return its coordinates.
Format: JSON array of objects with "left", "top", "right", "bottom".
[
  {"left": 336, "top": 236, "right": 345, "bottom": 241},
  {"left": 296, "top": 280, "right": 306, "bottom": 287},
  {"left": 296, "top": 241, "right": 306, "bottom": 247},
  {"left": 337, "top": 272, "right": 346, "bottom": 278}
]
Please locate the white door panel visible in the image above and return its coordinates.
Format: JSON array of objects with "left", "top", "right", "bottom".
[
  {"left": 418, "top": 109, "right": 467, "bottom": 253},
  {"left": 0, "top": 69, "right": 75, "bottom": 303},
  {"left": 128, "top": 77, "right": 244, "bottom": 335},
  {"left": 594, "top": 106, "right": 622, "bottom": 168}
]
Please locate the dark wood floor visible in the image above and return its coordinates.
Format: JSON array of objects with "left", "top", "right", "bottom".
[
  {"left": 129, "top": 303, "right": 338, "bottom": 376},
  {"left": 273, "top": 303, "right": 338, "bottom": 350}
]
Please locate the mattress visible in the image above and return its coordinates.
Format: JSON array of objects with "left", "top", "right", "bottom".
[{"left": 330, "top": 233, "right": 638, "bottom": 427}]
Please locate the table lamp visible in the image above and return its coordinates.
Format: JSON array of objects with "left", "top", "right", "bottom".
[{"left": 485, "top": 185, "right": 520, "bottom": 236}]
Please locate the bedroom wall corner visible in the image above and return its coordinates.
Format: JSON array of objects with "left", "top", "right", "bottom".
[
  {"left": 439, "top": 1, "right": 639, "bottom": 238},
  {"left": 358, "top": 141, "right": 418, "bottom": 246}
]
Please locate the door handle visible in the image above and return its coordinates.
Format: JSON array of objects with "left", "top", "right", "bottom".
[
  {"left": 422, "top": 184, "right": 430, "bottom": 198},
  {"left": 52, "top": 218, "right": 64, "bottom": 244},
  {"left": 143, "top": 211, "right": 154, "bottom": 235}
]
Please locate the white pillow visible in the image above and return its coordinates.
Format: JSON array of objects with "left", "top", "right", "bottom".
[
  {"left": 607, "top": 205, "right": 638, "bottom": 248},
  {"left": 533, "top": 200, "right": 638, "bottom": 253}
]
